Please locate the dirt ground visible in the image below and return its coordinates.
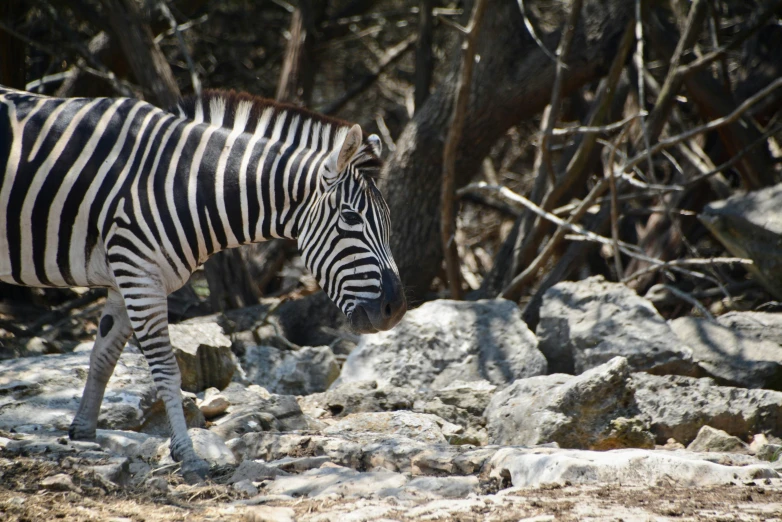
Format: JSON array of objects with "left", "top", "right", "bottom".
[{"left": 1, "top": 454, "right": 781, "bottom": 522}]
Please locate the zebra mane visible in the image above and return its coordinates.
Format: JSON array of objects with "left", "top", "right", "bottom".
[{"left": 174, "top": 89, "right": 383, "bottom": 181}]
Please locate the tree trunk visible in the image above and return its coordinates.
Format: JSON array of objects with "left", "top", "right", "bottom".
[
  {"left": 0, "top": 0, "right": 26, "bottom": 89},
  {"left": 101, "top": 0, "right": 181, "bottom": 107},
  {"left": 380, "top": 0, "right": 634, "bottom": 301}
]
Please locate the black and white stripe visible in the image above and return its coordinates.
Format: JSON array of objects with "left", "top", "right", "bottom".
[{"left": 0, "top": 86, "right": 406, "bottom": 480}]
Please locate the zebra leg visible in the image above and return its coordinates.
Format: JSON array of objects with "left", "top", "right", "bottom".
[
  {"left": 121, "top": 290, "right": 209, "bottom": 481},
  {"left": 69, "top": 289, "right": 132, "bottom": 440}
]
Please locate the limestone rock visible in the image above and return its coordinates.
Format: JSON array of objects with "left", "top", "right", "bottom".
[
  {"left": 158, "top": 428, "right": 236, "bottom": 466},
  {"left": 717, "top": 311, "right": 782, "bottom": 346},
  {"left": 228, "top": 431, "right": 494, "bottom": 475},
  {"left": 96, "top": 429, "right": 163, "bottom": 459},
  {"left": 670, "top": 316, "right": 782, "bottom": 390},
  {"left": 40, "top": 473, "right": 80, "bottom": 492},
  {"left": 169, "top": 322, "right": 236, "bottom": 393},
  {"left": 486, "top": 357, "right": 654, "bottom": 449},
  {"left": 536, "top": 276, "right": 696, "bottom": 375},
  {"left": 240, "top": 344, "right": 339, "bottom": 396},
  {"left": 687, "top": 426, "right": 750, "bottom": 453},
  {"left": 699, "top": 183, "right": 782, "bottom": 299},
  {"left": 207, "top": 383, "right": 309, "bottom": 440},
  {"left": 0, "top": 351, "right": 157, "bottom": 433},
  {"left": 488, "top": 447, "right": 778, "bottom": 487},
  {"left": 633, "top": 372, "right": 782, "bottom": 445},
  {"left": 263, "top": 464, "right": 408, "bottom": 499},
  {"left": 228, "top": 460, "right": 288, "bottom": 484},
  {"left": 298, "top": 381, "right": 415, "bottom": 419},
  {"left": 323, "top": 411, "right": 462, "bottom": 444},
  {"left": 337, "top": 299, "right": 546, "bottom": 390}
]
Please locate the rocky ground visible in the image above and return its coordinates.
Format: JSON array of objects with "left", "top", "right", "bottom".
[{"left": 2, "top": 278, "right": 782, "bottom": 521}]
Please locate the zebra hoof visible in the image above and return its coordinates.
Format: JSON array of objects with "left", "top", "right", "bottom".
[
  {"left": 68, "top": 423, "right": 96, "bottom": 441},
  {"left": 181, "top": 457, "right": 210, "bottom": 484}
]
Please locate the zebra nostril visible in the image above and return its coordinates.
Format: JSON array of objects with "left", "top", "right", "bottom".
[{"left": 384, "top": 303, "right": 392, "bottom": 317}]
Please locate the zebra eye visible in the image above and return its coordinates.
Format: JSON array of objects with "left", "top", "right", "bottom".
[{"left": 341, "top": 210, "right": 362, "bottom": 226}]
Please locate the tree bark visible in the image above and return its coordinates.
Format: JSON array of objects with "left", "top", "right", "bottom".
[
  {"left": 380, "top": 0, "right": 634, "bottom": 301},
  {"left": 101, "top": 0, "right": 181, "bottom": 107},
  {"left": 0, "top": 0, "right": 26, "bottom": 89}
]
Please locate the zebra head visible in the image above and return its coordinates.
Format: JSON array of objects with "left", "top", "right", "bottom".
[{"left": 298, "top": 124, "right": 406, "bottom": 333}]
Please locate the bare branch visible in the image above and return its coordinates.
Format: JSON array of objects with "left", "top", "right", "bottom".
[
  {"left": 535, "top": 0, "right": 583, "bottom": 186},
  {"left": 516, "top": 0, "right": 561, "bottom": 66},
  {"left": 552, "top": 113, "right": 643, "bottom": 136},
  {"left": 623, "top": 77, "right": 782, "bottom": 173},
  {"left": 157, "top": 1, "right": 201, "bottom": 97},
  {"left": 441, "top": 0, "right": 489, "bottom": 299}
]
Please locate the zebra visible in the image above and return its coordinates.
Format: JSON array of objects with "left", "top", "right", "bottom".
[{"left": 0, "top": 86, "right": 407, "bottom": 480}]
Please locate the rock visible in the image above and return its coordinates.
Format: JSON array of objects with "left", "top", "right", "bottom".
[
  {"left": 268, "top": 456, "right": 332, "bottom": 473},
  {"left": 243, "top": 505, "right": 296, "bottom": 522},
  {"left": 144, "top": 476, "right": 169, "bottom": 493},
  {"left": 686, "top": 426, "right": 750, "bottom": 453},
  {"left": 263, "top": 464, "right": 408, "bottom": 498},
  {"left": 158, "top": 428, "right": 236, "bottom": 466},
  {"left": 40, "top": 473, "right": 80, "bottom": 492},
  {"left": 431, "top": 380, "right": 497, "bottom": 417},
  {"left": 397, "top": 476, "right": 480, "bottom": 499},
  {"left": 536, "top": 276, "right": 697, "bottom": 375},
  {"left": 488, "top": 447, "right": 778, "bottom": 487},
  {"left": 757, "top": 444, "right": 782, "bottom": 462},
  {"left": 298, "top": 381, "right": 415, "bottom": 419},
  {"left": 207, "top": 383, "right": 310, "bottom": 440},
  {"left": 139, "top": 394, "right": 205, "bottom": 437},
  {"left": 233, "top": 479, "right": 259, "bottom": 496},
  {"left": 228, "top": 431, "right": 493, "bottom": 475},
  {"left": 323, "top": 412, "right": 461, "bottom": 444},
  {"left": 632, "top": 372, "right": 782, "bottom": 445},
  {"left": 337, "top": 299, "right": 546, "bottom": 390},
  {"left": 0, "top": 352, "right": 157, "bottom": 433},
  {"left": 82, "top": 456, "right": 131, "bottom": 486},
  {"left": 717, "top": 311, "right": 782, "bottom": 346},
  {"left": 228, "top": 460, "right": 288, "bottom": 484},
  {"left": 670, "top": 316, "right": 782, "bottom": 390},
  {"left": 699, "top": 183, "right": 782, "bottom": 299},
  {"left": 414, "top": 380, "right": 497, "bottom": 446},
  {"left": 239, "top": 344, "right": 339, "bottom": 396},
  {"left": 169, "top": 322, "right": 235, "bottom": 393},
  {"left": 198, "top": 388, "right": 230, "bottom": 419},
  {"left": 96, "top": 430, "right": 163, "bottom": 459},
  {"left": 486, "top": 357, "right": 654, "bottom": 449}
]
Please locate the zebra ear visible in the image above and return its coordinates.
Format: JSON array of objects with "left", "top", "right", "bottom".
[
  {"left": 367, "top": 134, "right": 382, "bottom": 157},
  {"left": 336, "top": 124, "right": 363, "bottom": 173}
]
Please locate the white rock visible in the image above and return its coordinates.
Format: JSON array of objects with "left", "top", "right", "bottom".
[
  {"left": 670, "top": 316, "right": 782, "bottom": 390},
  {"left": 0, "top": 351, "right": 157, "bottom": 433},
  {"left": 263, "top": 465, "right": 407, "bottom": 498},
  {"left": 488, "top": 447, "right": 778, "bottom": 487},
  {"left": 537, "top": 276, "right": 696, "bottom": 375},
  {"left": 323, "top": 411, "right": 461, "bottom": 444},
  {"left": 336, "top": 299, "right": 546, "bottom": 390},
  {"left": 686, "top": 425, "right": 750, "bottom": 453},
  {"left": 158, "top": 428, "right": 236, "bottom": 466},
  {"left": 486, "top": 357, "right": 654, "bottom": 449},
  {"left": 633, "top": 372, "right": 782, "bottom": 445},
  {"left": 240, "top": 345, "right": 340, "bottom": 396}
]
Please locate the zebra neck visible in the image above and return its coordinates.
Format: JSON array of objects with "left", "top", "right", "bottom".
[{"left": 187, "top": 120, "right": 329, "bottom": 260}]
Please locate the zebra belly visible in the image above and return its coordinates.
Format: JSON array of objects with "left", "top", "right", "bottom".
[{"left": 0, "top": 227, "right": 114, "bottom": 289}]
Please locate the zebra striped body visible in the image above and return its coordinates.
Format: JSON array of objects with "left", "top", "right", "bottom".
[{"left": 0, "top": 86, "right": 405, "bottom": 480}]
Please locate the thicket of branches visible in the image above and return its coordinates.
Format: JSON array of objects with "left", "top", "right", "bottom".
[{"left": 2, "top": 0, "right": 782, "bottom": 347}]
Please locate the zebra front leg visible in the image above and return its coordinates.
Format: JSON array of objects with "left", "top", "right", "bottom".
[
  {"left": 122, "top": 290, "right": 209, "bottom": 482},
  {"left": 70, "top": 289, "right": 133, "bottom": 440}
]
